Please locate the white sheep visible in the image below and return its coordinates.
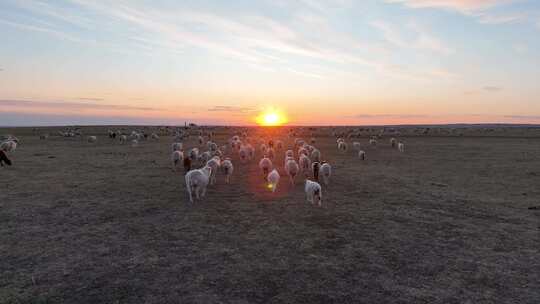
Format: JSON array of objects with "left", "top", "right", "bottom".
[
  {"left": 358, "top": 150, "right": 366, "bottom": 160},
  {"left": 199, "top": 151, "right": 212, "bottom": 164},
  {"left": 259, "top": 157, "right": 273, "bottom": 177},
  {"left": 285, "top": 159, "right": 300, "bottom": 185},
  {"left": 185, "top": 166, "right": 212, "bottom": 203},
  {"left": 119, "top": 135, "right": 128, "bottom": 144},
  {"left": 305, "top": 180, "right": 322, "bottom": 206},
  {"left": 369, "top": 138, "right": 377, "bottom": 147},
  {"left": 1, "top": 140, "right": 17, "bottom": 152},
  {"left": 319, "top": 162, "right": 332, "bottom": 185},
  {"left": 260, "top": 143, "right": 268, "bottom": 154},
  {"left": 151, "top": 133, "right": 159, "bottom": 141},
  {"left": 239, "top": 146, "right": 249, "bottom": 163},
  {"left": 352, "top": 142, "right": 361, "bottom": 151},
  {"left": 398, "top": 142, "right": 405, "bottom": 153},
  {"left": 390, "top": 138, "right": 397, "bottom": 148},
  {"left": 299, "top": 154, "right": 311, "bottom": 177},
  {"left": 87, "top": 136, "right": 97, "bottom": 143},
  {"left": 189, "top": 148, "right": 199, "bottom": 161},
  {"left": 171, "top": 151, "right": 184, "bottom": 171},
  {"left": 131, "top": 139, "right": 139, "bottom": 147},
  {"left": 298, "top": 147, "right": 308, "bottom": 158},
  {"left": 206, "top": 157, "right": 221, "bottom": 185},
  {"left": 267, "top": 169, "right": 280, "bottom": 193},
  {"left": 338, "top": 141, "right": 347, "bottom": 153},
  {"left": 222, "top": 158, "right": 234, "bottom": 184}
]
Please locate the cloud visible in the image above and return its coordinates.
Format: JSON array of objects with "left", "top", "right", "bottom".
[
  {"left": 208, "top": 106, "right": 258, "bottom": 114},
  {"left": 77, "top": 97, "right": 105, "bottom": 101},
  {"left": 0, "top": 68, "right": 3, "bottom": 72},
  {"left": 504, "top": 115, "right": 540, "bottom": 120},
  {"left": 0, "top": 99, "right": 158, "bottom": 111},
  {"left": 385, "top": 0, "right": 515, "bottom": 14},
  {"left": 483, "top": 86, "right": 502, "bottom": 91},
  {"left": 351, "top": 114, "right": 430, "bottom": 119}
]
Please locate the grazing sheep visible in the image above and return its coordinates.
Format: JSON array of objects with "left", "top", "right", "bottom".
[
  {"left": 0, "top": 150, "right": 12, "bottom": 166},
  {"left": 119, "top": 135, "right": 128, "bottom": 144},
  {"left": 299, "top": 154, "right": 311, "bottom": 177},
  {"left": 353, "top": 142, "right": 361, "bottom": 151},
  {"left": 206, "top": 157, "right": 221, "bottom": 185},
  {"left": 390, "top": 138, "right": 397, "bottom": 148},
  {"left": 185, "top": 166, "right": 212, "bottom": 203},
  {"left": 267, "top": 169, "right": 280, "bottom": 192},
  {"left": 222, "top": 158, "right": 234, "bottom": 184},
  {"left": 183, "top": 156, "right": 192, "bottom": 172},
  {"left": 398, "top": 142, "right": 405, "bottom": 152},
  {"left": 369, "top": 138, "right": 377, "bottom": 147},
  {"left": 259, "top": 157, "right": 273, "bottom": 178},
  {"left": 285, "top": 159, "right": 300, "bottom": 185},
  {"left": 131, "top": 139, "right": 139, "bottom": 147},
  {"left": 151, "top": 133, "right": 159, "bottom": 141},
  {"left": 87, "top": 136, "right": 97, "bottom": 143},
  {"left": 338, "top": 141, "right": 348, "bottom": 153},
  {"left": 171, "top": 151, "right": 184, "bottom": 171},
  {"left": 39, "top": 134, "right": 49, "bottom": 140},
  {"left": 305, "top": 180, "right": 322, "bottom": 206},
  {"left": 319, "top": 162, "right": 332, "bottom": 185},
  {"left": 311, "top": 148, "right": 321, "bottom": 163},
  {"left": 358, "top": 150, "right": 366, "bottom": 160},
  {"left": 172, "top": 142, "right": 183, "bottom": 152}
]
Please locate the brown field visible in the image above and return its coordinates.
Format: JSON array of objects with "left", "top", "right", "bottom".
[{"left": 1, "top": 126, "right": 539, "bottom": 303}]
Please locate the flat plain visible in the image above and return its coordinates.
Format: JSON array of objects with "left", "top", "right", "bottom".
[{"left": 1, "top": 126, "right": 539, "bottom": 303}]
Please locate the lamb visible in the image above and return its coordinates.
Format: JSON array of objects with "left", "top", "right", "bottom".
[
  {"left": 398, "top": 142, "right": 405, "bottom": 152},
  {"left": 299, "top": 154, "right": 311, "bottom": 177},
  {"left": 285, "top": 159, "right": 300, "bottom": 185},
  {"left": 206, "top": 157, "right": 221, "bottom": 185},
  {"left": 171, "top": 151, "right": 184, "bottom": 171},
  {"left": 319, "top": 162, "right": 332, "bottom": 185},
  {"left": 259, "top": 157, "right": 273, "bottom": 178},
  {"left": 305, "top": 180, "right": 322, "bottom": 206},
  {"left": 0, "top": 150, "right": 12, "bottom": 166},
  {"left": 358, "top": 150, "right": 366, "bottom": 160},
  {"left": 185, "top": 166, "right": 212, "bottom": 203},
  {"left": 221, "top": 158, "right": 234, "bottom": 184},
  {"left": 87, "top": 136, "right": 97, "bottom": 143},
  {"left": 189, "top": 148, "right": 199, "bottom": 161},
  {"left": 267, "top": 169, "right": 280, "bottom": 193},
  {"left": 172, "top": 142, "right": 183, "bottom": 152}
]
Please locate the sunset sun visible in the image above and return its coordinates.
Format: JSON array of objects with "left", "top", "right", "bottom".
[{"left": 256, "top": 109, "right": 287, "bottom": 126}]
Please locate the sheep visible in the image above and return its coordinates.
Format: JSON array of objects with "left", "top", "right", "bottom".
[
  {"left": 171, "top": 151, "right": 184, "bottom": 171},
  {"left": 369, "top": 138, "right": 377, "bottom": 147},
  {"left": 311, "top": 161, "right": 320, "bottom": 182},
  {"left": 87, "top": 136, "right": 97, "bottom": 143},
  {"left": 131, "top": 139, "right": 139, "bottom": 147},
  {"left": 119, "top": 135, "right": 128, "bottom": 144},
  {"left": 1, "top": 140, "right": 17, "bottom": 152},
  {"left": 183, "top": 155, "right": 192, "bottom": 172},
  {"left": 390, "top": 138, "right": 397, "bottom": 148},
  {"left": 298, "top": 147, "right": 308, "bottom": 157},
  {"left": 185, "top": 166, "right": 212, "bottom": 203},
  {"left": 198, "top": 136, "right": 204, "bottom": 146},
  {"left": 338, "top": 141, "right": 348, "bottom": 153},
  {"left": 206, "top": 157, "right": 221, "bottom": 185},
  {"left": 305, "top": 180, "right": 322, "bottom": 206},
  {"left": 352, "top": 142, "right": 361, "bottom": 151},
  {"left": 222, "top": 158, "right": 234, "bottom": 184},
  {"left": 285, "top": 159, "right": 300, "bottom": 185},
  {"left": 151, "top": 133, "right": 159, "bottom": 141},
  {"left": 310, "top": 137, "right": 316, "bottom": 145},
  {"left": 311, "top": 148, "right": 321, "bottom": 163},
  {"left": 199, "top": 151, "right": 212, "bottom": 164},
  {"left": 398, "top": 142, "right": 405, "bottom": 152},
  {"left": 276, "top": 140, "right": 284, "bottom": 150},
  {"left": 0, "top": 150, "right": 12, "bottom": 166},
  {"left": 259, "top": 157, "right": 273, "bottom": 178},
  {"left": 189, "top": 148, "right": 199, "bottom": 161},
  {"left": 172, "top": 142, "right": 183, "bottom": 152},
  {"left": 260, "top": 143, "right": 268, "bottom": 154},
  {"left": 267, "top": 147, "right": 275, "bottom": 160},
  {"left": 299, "top": 154, "right": 311, "bottom": 177},
  {"left": 319, "top": 162, "right": 332, "bottom": 186},
  {"left": 39, "top": 134, "right": 49, "bottom": 140},
  {"left": 267, "top": 169, "right": 280, "bottom": 193},
  {"left": 358, "top": 150, "right": 366, "bottom": 160},
  {"left": 239, "top": 146, "right": 249, "bottom": 163}
]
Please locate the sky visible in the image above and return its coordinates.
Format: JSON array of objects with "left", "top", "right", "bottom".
[{"left": 0, "top": 0, "right": 539, "bottom": 126}]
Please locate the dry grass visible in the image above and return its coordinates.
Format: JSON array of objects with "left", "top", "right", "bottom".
[{"left": 1, "top": 126, "right": 539, "bottom": 303}]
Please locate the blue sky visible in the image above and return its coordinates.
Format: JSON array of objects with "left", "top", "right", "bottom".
[{"left": 0, "top": 0, "right": 539, "bottom": 126}]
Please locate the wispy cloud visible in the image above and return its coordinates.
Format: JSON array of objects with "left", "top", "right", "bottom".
[
  {"left": 77, "top": 97, "right": 105, "bottom": 101},
  {"left": 0, "top": 99, "right": 159, "bottom": 111},
  {"left": 385, "top": 0, "right": 515, "bottom": 14},
  {"left": 504, "top": 115, "right": 540, "bottom": 120},
  {"left": 484, "top": 86, "right": 502, "bottom": 91},
  {"left": 208, "top": 106, "right": 258, "bottom": 114},
  {"left": 351, "top": 114, "right": 430, "bottom": 119}
]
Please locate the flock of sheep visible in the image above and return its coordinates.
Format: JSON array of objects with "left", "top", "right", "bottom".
[{"left": 1, "top": 127, "right": 406, "bottom": 206}]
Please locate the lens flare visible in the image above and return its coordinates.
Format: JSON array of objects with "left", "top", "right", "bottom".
[{"left": 256, "top": 109, "right": 287, "bottom": 126}]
